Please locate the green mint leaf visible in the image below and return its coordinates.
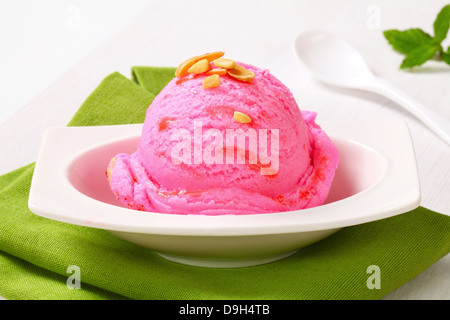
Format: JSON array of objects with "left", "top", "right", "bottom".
[
  {"left": 442, "top": 47, "right": 450, "bottom": 65},
  {"left": 400, "top": 44, "right": 440, "bottom": 69},
  {"left": 433, "top": 4, "right": 450, "bottom": 43},
  {"left": 383, "top": 28, "right": 434, "bottom": 54}
]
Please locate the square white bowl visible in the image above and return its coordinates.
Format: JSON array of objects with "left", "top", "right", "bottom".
[{"left": 28, "top": 121, "right": 420, "bottom": 268}]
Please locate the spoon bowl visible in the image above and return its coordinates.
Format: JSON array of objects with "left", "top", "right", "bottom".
[
  {"left": 294, "top": 30, "right": 374, "bottom": 87},
  {"left": 293, "top": 30, "right": 450, "bottom": 145}
]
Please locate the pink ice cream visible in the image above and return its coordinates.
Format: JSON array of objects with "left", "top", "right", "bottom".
[{"left": 107, "top": 55, "right": 339, "bottom": 215}]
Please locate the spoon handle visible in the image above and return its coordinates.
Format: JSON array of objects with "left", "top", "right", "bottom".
[{"left": 366, "top": 77, "right": 450, "bottom": 145}]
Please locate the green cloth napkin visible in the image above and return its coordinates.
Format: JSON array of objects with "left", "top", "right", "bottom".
[{"left": 0, "top": 67, "right": 449, "bottom": 300}]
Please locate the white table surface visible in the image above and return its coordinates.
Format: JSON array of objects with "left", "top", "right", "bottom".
[{"left": 0, "top": 0, "right": 449, "bottom": 300}]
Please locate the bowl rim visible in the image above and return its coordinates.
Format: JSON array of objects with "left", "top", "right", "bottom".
[{"left": 28, "top": 121, "right": 421, "bottom": 236}]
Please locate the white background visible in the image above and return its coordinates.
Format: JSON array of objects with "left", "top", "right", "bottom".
[{"left": 0, "top": 0, "right": 152, "bottom": 124}]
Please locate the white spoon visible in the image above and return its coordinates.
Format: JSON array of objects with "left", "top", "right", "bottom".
[{"left": 293, "top": 30, "right": 450, "bottom": 145}]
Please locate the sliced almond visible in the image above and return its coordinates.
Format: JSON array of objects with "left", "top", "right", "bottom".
[
  {"left": 227, "top": 64, "right": 255, "bottom": 82},
  {"left": 213, "top": 58, "right": 236, "bottom": 69},
  {"left": 175, "top": 51, "right": 225, "bottom": 78},
  {"left": 202, "top": 74, "right": 221, "bottom": 89},
  {"left": 107, "top": 157, "right": 117, "bottom": 182},
  {"left": 233, "top": 111, "right": 252, "bottom": 123},
  {"left": 187, "top": 58, "right": 211, "bottom": 74},
  {"left": 206, "top": 68, "right": 227, "bottom": 76}
]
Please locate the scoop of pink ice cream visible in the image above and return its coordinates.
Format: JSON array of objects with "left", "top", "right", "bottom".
[{"left": 107, "top": 60, "right": 339, "bottom": 215}]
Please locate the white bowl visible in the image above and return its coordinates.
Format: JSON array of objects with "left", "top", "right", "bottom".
[{"left": 28, "top": 121, "right": 420, "bottom": 268}]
